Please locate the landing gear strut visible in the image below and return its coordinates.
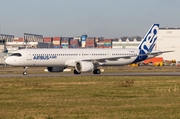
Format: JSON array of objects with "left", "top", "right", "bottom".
[
  {"left": 23, "top": 67, "right": 28, "bottom": 75},
  {"left": 93, "top": 69, "right": 101, "bottom": 74}
]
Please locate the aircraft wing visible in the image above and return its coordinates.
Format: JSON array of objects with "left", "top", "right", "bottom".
[
  {"left": 65, "top": 54, "right": 140, "bottom": 67},
  {"left": 66, "top": 50, "right": 174, "bottom": 67},
  {"left": 148, "top": 50, "right": 174, "bottom": 56},
  {"left": 82, "top": 50, "right": 174, "bottom": 62}
]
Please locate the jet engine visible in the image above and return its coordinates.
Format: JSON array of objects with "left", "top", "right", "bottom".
[
  {"left": 75, "top": 61, "right": 94, "bottom": 73},
  {"left": 47, "top": 67, "right": 65, "bottom": 72}
]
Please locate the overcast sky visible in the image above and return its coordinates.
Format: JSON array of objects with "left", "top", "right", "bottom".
[{"left": 0, "top": 0, "right": 180, "bottom": 38}]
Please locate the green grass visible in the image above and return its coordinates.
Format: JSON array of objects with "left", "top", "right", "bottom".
[{"left": 0, "top": 76, "right": 180, "bottom": 118}]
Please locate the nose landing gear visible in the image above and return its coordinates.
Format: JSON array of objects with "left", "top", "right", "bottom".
[{"left": 23, "top": 67, "right": 28, "bottom": 75}]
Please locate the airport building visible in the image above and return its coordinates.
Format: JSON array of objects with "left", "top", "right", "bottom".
[{"left": 156, "top": 28, "right": 180, "bottom": 61}]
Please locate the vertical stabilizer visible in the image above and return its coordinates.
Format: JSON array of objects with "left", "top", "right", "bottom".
[
  {"left": 133, "top": 24, "right": 159, "bottom": 63},
  {"left": 138, "top": 24, "right": 159, "bottom": 54}
]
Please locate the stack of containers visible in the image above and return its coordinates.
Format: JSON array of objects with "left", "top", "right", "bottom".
[
  {"left": 18, "top": 38, "right": 24, "bottom": 42},
  {"left": 61, "top": 37, "right": 71, "bottom": 49},
  {"left": 69, "top": 38, "right": 79, "bottom": 48},
  {"left": 81, "top": 35, "right": 87, "bottom": 48},
  {"left": 104, "top": 39, "right": 112, "bottom": 48},
  {"left": 85, "top": 37, "right": 96, "bottom": 48},
  {"left": 53, "top": 37, "right": 61, "bottom": 48},
  {"left": 96, "top": 37, "right": 104, "bottom": 48},
  {"left": 43, "top": 37, "right": 53, "bottom": 44}
]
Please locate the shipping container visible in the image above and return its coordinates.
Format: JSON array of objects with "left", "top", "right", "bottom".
[
  {"left": 104, "top": 39, "right": 112, "bottom": 41},
  {"left": 86, "top": 44, "right": 95, "bottom": 47},
  {"left": 104, "top": 44, "right": 112, "bottom": 47},
  {"left": 37, "top": 42, "right": 54, "bottom": 48},
  {"left": 53, "top": 37, "right": 61, "bottom": 46},
  {"left": 61, "top": 37, "right": 73, "bottom": 45},
  {"left": 86, "top": 46, "right": 94, "bottom": 48},
  {"left": 53, "top": 37, "right": 61, "bottom": 41},
  {"left": 70, "top": 39, "right": 79, "bottom": 44},
  {"left": 74, "top": 36, "right": 81, "bottom": 40},
  {"left": 97, "top": 42, "right": 104, "bottom": 46},
  {"left": 97, "top": 46, "right": 104, "bottom": 48},
  {"left": 54, "top": 46, "right": 61, "bottom": 48},
  {"left": 61, "top": 43, "right": 69, "bottom": 48},
  {"left": 43, "top": 37, "right": 53, "bottom": 43},
  {"left": 81, "top": 41, "right": 86, "bottom": 48},
  {"left": 86, "top": 37, "right": 96, "bottom": 48},
  {"left": 61, "top": 37, "right": 72, "bottom": 42},
  {"left": 61, "top": 43, "right": 69, "bottom": 46},
  {"left": 69, "top": 44, "right": 79, "bottom": 48},
  {"left": 97, "top": 38, "right": 104, "bottom": 47},
  {"left": 18, "top": 38, "right": 24, "bottom": 42},
  {"left": 61, "top": 46, "right": 69, "bottom": 49},
  {"left": 86, "top": 42, "right": 95, "bottom": 47},
  {"left": 81, "top": 34, "right": 87, "bottom": 41},
  {"left": 53, "top": 41, "right": 60, "bottom": 45},
  {"left": 103, "top": 46, "right": 112, "bottom": 48},
  {"left": 86, "top": 37, "right": 95, "bottom": 40}
]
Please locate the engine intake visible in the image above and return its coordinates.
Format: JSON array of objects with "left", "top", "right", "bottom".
[{"left": 75, "top": 61, "right": 94, "bottom": 73}]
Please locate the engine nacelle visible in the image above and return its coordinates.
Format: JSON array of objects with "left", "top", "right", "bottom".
[
  {"left": 75, "top": 61, "right": 94, "bottom": 73},
  {"left": 47, "top": 67, "right": 65, "bottom": 72}
]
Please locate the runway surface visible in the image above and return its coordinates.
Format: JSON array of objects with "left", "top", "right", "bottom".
[{"left": 1, "top": 72, "right": 180, "bottom": 77}]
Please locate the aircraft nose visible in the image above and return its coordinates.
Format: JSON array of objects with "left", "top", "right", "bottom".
[{"left": 5, "top": 58, "right": 12, "bottom": 65}]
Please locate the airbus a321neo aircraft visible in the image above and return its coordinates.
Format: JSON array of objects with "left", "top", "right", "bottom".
[{"left": 5, "top": 24, "right": 172, "bottom": 75}]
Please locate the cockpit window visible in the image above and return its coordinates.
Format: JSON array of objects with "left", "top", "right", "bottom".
[{"left": 10, "top": 53, "right": 22, "bottom": 57}]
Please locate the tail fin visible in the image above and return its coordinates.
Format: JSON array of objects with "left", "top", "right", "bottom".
[{"left": 138, "top": 24, "right": 159, "bottom": 54}]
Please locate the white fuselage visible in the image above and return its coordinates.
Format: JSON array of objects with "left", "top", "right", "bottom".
[{"left": 5, "top": 48, "right": 146, "bottom": 67}]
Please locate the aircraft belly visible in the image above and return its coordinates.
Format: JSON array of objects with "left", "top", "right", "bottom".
[
  {"left": 32, "top": 60, "right": 63, "bottom": 66},
  {"left": 104, "top": 59, "right": 134, "bottom": 66}
]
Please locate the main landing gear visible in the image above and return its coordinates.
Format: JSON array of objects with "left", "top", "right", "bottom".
[
  {"left": 23, "top": 67, "right": 28, "bottom": 75},
  {"left": 93, "top": 69, "right": 101, "bottom": 74},
  {"left": 73, "top": 69, "right": 101, "bottom": 74}
]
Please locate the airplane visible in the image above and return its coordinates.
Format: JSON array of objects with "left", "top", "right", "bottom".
[{"left": 5, "top": 24, "right": 172, "bottom": 75}]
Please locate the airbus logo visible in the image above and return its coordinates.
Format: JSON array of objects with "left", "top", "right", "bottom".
[
  {"left": 33, "top": 55, "right": 57, "bottom": 60},
  {"left": 140, "top": 25, "right": 159, "bottom": 54}
]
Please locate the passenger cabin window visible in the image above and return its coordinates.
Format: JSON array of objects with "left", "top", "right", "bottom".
[{"left": 10, "top": 53, "right": 22, "bottom": 57}]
